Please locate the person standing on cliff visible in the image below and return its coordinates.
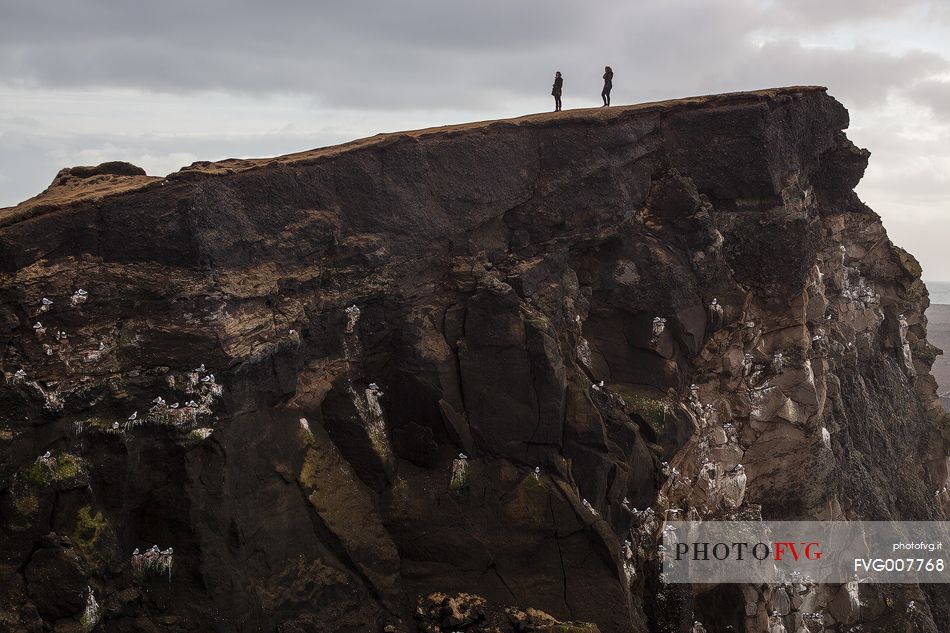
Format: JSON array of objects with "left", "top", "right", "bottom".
[
  {"left": 601, "top": 66, "right": 613, "bottom": 106},
  {"left": 552, "top": 71, "right": 563, "bottom": 112}
]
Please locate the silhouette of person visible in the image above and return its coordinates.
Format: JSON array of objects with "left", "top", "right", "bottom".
[
  {"left": 552, "top": 72, "right": 563, "bottom": 112},
  {"left": 602, "top": 66, "right": 613, "bottom": 106}
]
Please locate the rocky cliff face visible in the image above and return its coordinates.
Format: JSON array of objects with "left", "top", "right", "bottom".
[
  {"left": 1, "top": 87, "right": 948, "bottom": 633},
  {"left": 926, "top": 304, "right": 950, "bottom": 411}
]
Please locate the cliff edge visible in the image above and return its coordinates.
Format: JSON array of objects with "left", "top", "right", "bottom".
[{"left": 1, "top": 87, "right": 948, "bottom": 633}]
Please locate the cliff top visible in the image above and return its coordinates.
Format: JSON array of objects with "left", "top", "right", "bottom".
[{"left": 0, "top": 86, "right": 828, "bottom": 227}]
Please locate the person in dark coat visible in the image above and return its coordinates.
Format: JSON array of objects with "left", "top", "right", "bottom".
[
  {"left": 552, "top": 71, "right": 563, "bottom": 112},
  {"left": 601, "top": 66, "right": 613, "bottom": 106}
]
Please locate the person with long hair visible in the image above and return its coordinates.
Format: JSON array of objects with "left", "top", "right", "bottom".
[
  {"left": 601, "top": 66, "right": 613, "bottom": 106},
  {"left": 552, "top": 71, "right": 563, "bottom": 112}
]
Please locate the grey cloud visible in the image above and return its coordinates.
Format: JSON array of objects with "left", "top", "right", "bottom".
[
  {"left": 2, "top": 0, "right": 947, "bottom": 113},
  {"left": 0, "top": 0, "right": 600, "bottom": 105},
  {"left": 738, "top": 42, "right": 949, "bottom": 108},
  {"left": 908, "top": 78, "right": 950, "bottom": 116},
  {"left": 755, "top": 0, "right": 927, "bottom": 28}
]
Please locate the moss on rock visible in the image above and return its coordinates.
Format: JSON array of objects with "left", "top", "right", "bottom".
[
  {"left": 25, "top": 453, "right": 84, "bottom": 488},
  {"left": 25, "top": 460, "right": 52, "bottom": 487},
  {"left": 72, "top": 506, "right": 108, "bottom": 560},
  {"left": 54, "top": 453, "right": 81, "bottom": 480}
]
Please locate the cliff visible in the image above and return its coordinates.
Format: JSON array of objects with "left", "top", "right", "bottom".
[
  {"left": 927, "top": 304, "right": 950, "bottom": 409},
  {"left": 1, "top": 86, "right": 948, "bottom": 633}
]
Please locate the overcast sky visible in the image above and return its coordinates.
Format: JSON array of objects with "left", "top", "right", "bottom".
[{"left": 2, "top": 1, "right": 949, "bottom": 279}]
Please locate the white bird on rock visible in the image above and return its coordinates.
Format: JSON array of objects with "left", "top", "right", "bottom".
[
  {"left": 41, "top": 298, "right": 53, "bottom": 306},
  {"left": 14, "top": 368, "right": 27, "bottom": 380},
  {"left": 821, "top": 427, "right": 831, "bottom": 449},
  {"left": 33, "top": 322, "right": 43, "bottom": 330},
  {"left": 186, "top": 400, "right": 198, "bottom": 408},
  {"left": 707, "top": 298, "right": 724, "bottom": 329},
  {"left": 458, "top": 453, "right": 468, "bottom": 460},
  {"left": 170, "top": 402, "right": 179, "bottom": 409},
  {"left": 112, "top": 422, "right": 119, "bottom": 430},
  {"left": 132, "top": 548, "right": 139, "bottom": 555},
  {"left": 128, "top": 411, "right": 138, "bottom": 421},
  {"left": 772, "top": 352, "right": 784, "bottom": 374},
  {"left": 153, "top": 396, "right": 166, "bottom": 406},
  {"left": 194, "top": 364, "right": 206, "bottom": 373},
  {"left": 42, "top": 451, "right": 51, "bottom": 460},
  {"left": 742, "top": 353, "right": 754, "bottom": 375}
]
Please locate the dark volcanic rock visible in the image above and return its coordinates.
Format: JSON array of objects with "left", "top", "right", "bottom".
[
  {"left": 58, "top": 161, "right": 148, "bottom": 180},
  {"left": 0, "top": 87, "right": 948, "bottom": 632},
  {"left": 24, "top": 534, "right": 88, "bottom": 621},
  {"left": 927, "top": 304, "right": 950, "bottom": 405}
]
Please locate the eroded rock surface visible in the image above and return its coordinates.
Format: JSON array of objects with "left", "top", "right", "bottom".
[{"left": 0, "top": 87, "right": 948, "bottom": 632}]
